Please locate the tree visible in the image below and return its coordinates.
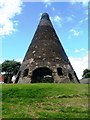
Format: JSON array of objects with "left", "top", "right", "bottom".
[
  {"left": 82, "top": 69, "right": 90, "bottom": 78},
  {"left": 1, "top": 60, "right": 21, "bottom": 83},
  {"left": 0, "top": 64, "right": 2, "bottom": 73}
]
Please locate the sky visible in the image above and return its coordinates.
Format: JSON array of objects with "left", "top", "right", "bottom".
[{"left": 0, "top": 0, "right": 89, "bottom": 79}]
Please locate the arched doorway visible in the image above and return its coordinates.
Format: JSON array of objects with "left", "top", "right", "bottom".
[
  {"left": 57, "top": 67, "right": 63, "bottom": 76},
  {"left": 31, "top": 67, "right": 53, "bottom": 83},
  {"left": 68, "top": 73, "right": 73, "bottom": 81},
  {"left": 23, "top": 69, "right": 29, "bottom": 77}
]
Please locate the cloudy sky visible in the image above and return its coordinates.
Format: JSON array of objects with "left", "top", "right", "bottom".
[{"left": 0, "top": 0, "right": 89, "bottom": 79}]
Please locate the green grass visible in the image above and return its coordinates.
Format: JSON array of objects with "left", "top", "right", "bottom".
[
  {"left": 1, "top": 83, "right": 89, "bottom": 119},
  {"left": 0, "top": 85, "right": 2, "bottom": 119}
]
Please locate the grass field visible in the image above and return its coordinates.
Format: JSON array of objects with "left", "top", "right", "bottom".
[{"left": 1, "top": 83, "right": 89, "bottom": 119}]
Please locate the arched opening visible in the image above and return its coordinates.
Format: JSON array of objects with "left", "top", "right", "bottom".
[
  {"left": 31, "top": 67, "right": 53, "bottom": 83},
  {"left": 68, "top": 73, "right": 73, "bottom": 81},
  {"left": 57, "top": 67, "right": 63, "bottom": 76},
  {"left": 23, "top": 69, "right": 29, "bottom": 77},
  {"left": 15, "top": 71, "right": 21, "bottom": 83}
]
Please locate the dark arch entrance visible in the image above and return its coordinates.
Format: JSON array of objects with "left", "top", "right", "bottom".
[
  {"left": 31, "top": 67, "right": 53, "bottom": 83},
  {"left": 57, "top": 67, "right": 63, "bottom": 76},
  {"left": 68, "top": 73, "right": 74, "bottom": 82},
  {"left": 23, "top": 69, "right": 29, "bottom": 77}
]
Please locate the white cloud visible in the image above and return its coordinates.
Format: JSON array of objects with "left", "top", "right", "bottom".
[
  {"left": 74, "top": 48, "right": 86, "bottom": 53},
  {"left": 52, "top": 7, "right": 55, "bottom": 11},
  {"left": 79, "top": 20, "right": 83, "bottom": 24},
  {"left": 52, "top": 15, "right": 62, "bottom": 27},
  {"left": 70, "top": 29, "right": 80, "bottom": 36},
  {"left": 50, "top": 15, "right": 62, "bottom": 28},
  {"left": 69, "top": 53, "right": 88, "bottom": 79},
  {"left": 80, "top": 48, "right": 86, "bottom": 51},
  {"left": 85, "top": 17, "right": 88, "bottom": 21},
  {"left": 82, "top": 1, "right": 88, "bottom": 7},
  {"left": 0, "top": 60, "right": 3, "bottom": 64},
  {"left": 70, "top": 0, "right": 89, "bottom": 6},
  {"left": 16, "top": 58, "right": 23, "bottom": 63},
  {"left": 74, "top": 49, "right": 80, "bottom": 53},
  {"left": 54, "top": 15, "right": 61, "bottom": 22},
  {"left": 43, "top": 0, "right": 51, "bottom": 8},
  {"left": 79, "top": 17, "right": 88, "bottom": 25},
  {"left": 0, "top": 0, "right": 22, "bottom": 37},
  {"left": 45, "top": 2, "right": 51, "bottom": 8}
]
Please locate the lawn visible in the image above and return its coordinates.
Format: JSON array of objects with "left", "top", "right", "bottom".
[{"left": 1, "top": 83, "right": 89, "bottom": 119}]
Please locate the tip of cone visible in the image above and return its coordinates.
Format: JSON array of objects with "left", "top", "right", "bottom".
[{"left": 41, "top": 13, "right": 49, "bottom": 19}]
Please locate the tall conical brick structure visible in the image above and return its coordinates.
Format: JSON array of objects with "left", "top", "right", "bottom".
[{"left": 16, "top": 13, "right": 79, "bottom": 83}]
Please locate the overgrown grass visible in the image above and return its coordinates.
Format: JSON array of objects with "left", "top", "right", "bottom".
[{"left": 1, "top": 83, "right": 89, "bottom": 119}]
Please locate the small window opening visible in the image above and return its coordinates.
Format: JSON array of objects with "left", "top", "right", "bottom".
[
  {"left": 23, "top": 69, "right": 29, "bottom": 77},
  {"left": 57, "top": 67, "right": 63, "bottom": 76},
  {"left": 68, "top": 73, "right": 73, "bottom": 80}
]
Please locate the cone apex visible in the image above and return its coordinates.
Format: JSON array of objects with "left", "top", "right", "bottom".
[{"left": 41, "top": 12, "right": 49, "bottom": 19}]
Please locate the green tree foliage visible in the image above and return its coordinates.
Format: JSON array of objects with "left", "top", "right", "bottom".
[
  {"left": 82, "top": 69, "right": 90, "bottom": 78},
  {"left": 1, "top": 60, "right": 21, "bottom": 83}
]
